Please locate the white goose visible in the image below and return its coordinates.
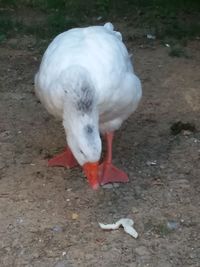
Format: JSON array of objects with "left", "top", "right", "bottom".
[{"left": 35, "top": 22, "right": 142, "bottom": 189}]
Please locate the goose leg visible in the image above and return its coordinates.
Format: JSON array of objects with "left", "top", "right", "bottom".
[
  {"left": 99, "top": 132, "right": 129, "bottom": 185},
  {"left": 48, "top": 146, "right": 78, "bottom": 168}
]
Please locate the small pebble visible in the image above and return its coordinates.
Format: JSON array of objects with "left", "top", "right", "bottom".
[
  {"left": 135, "top": 246, "right": 150, "bottom": 256},
  {"left": 132, "top": 207, "right": 139, "bottom": 213},
  {"left": 108, "top": 201, "right": 112, "bottom": 206},
  {"left": 97, "top": 16, "right": 102, "bottom": 21},
  {"left": 16, "top": 218, "right": 23, "bottom": 224},
  {"left": 72, "top": 213, "right": 79, "bottom": 220},
  {"left": 52, "top": 225, "right": 63, "bottom": 233},
  {"left": 67, "top": 188, "right": 72, "bottom": 192},
  {"left": 147, "top": 34, "right": 156, "bottom": 40},
  {"left": 183, "top": 130, "right": 192, "bottom": 136},
  {"left": 146, "top": 160, "right": 157, "bottom": 166},
  {"left": 102, "top": 184, "right": 113, "bottom": 189},
  {"left": 167, "top": 221, "right": 179, "bottom": 230}
]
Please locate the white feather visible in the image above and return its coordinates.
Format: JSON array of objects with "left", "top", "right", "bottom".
[{"left": 35, "top": 23, "right": 142, "bottom": 165}]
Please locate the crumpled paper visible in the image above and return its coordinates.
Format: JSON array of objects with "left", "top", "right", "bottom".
[{"left": 99, "top": 218, "right": 138, "bottom": 238}]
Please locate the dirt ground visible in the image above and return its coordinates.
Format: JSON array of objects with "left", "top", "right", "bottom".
[{"left": 0, "top": 29, "right": 200, "bottom": 267}]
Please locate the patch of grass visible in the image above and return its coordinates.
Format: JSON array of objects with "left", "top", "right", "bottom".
[
  {"left": 156, "top": 20, "right": 200, "bottom": 41},
  {"left": 0, "top": 14, "right": 27, "bottom": 41},
  {"left": 0, "top": 16, "right": 14, "bottom": 35},
  {"left": 0, "top": 33, "right": 6, "bottom": 43},
  {"left": 125, "top": 1, "right": 200, "bottom": 44},
  {"left": 46, "top": 14, "right": 78, "bottom": 36},
  {"left": 22, "top": 14, "right": 78, "bottom": 39},
  {"left": 170, "top": 121, "right": 196, "bottom": 134},
  {"left": 0, "top": 0, "right": 16, "bottom": 6},
  {"left": 154, "top": 223, "right": 171, "bottom": 237},
  {"left": 0, "top": 0, "right": 199, "bottom": 43},
  {"left": 169, "top": 44, "right": 186, "bottom": 57},
  {"left": 0, "top": 11, "right": 79, "bottom": 41},
  {"left": 145, "top": 220, "right": 172, "bottom": 237},
  {"left": 96, "top": 0, "right": 111, "bottom": 15}
]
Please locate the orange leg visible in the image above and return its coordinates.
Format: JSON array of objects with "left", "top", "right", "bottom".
[
  {"left": 99, "top": 132, "right": 129, "bottom": 185},
  {"left": 48, "top": 146, "right": 78, "bottom": 169}
]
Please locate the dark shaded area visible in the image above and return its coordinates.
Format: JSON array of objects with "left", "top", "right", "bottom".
[
  {"left": 0, "top": 0, "right": 200, "bottom": 42},
  {"left": 170, "top": 121, "right": 196, "bottom": 135}
]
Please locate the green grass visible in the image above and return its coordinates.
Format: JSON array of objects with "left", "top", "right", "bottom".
[
  {"left": 0, "top": 0, "right": 199, "bottom": 44},
  {"left": 23, "top": 14, "right": 78, "bottom": 39},
  {"left": 0, "top": 15, "right": 23, "bottom": 42},
  {"left": 154, "top": 223, "right": 171, "bottom": 237},
  {"left": 1, "top": 0, "right": 200, "bottom": 15},
  {"left": 145, "top": 220, "right": 174, "bottom": 237},
  {"left": 0, "top": 10, "right": 79, "bottom": 42},
  {"left": 169, "top": 45, "right": 187, "bottom": 58}
]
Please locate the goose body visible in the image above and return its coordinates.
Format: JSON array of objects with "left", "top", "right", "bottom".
[{"left": 35, "top": 22, "right": 142, "bottom": 188}]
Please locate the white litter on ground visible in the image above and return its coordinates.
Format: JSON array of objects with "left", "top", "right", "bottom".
[
  {"left": 99, "top": 218, "right": 138, "bottom": 238},
  {"left": 147, "top": 34, "right": 156, "bottom": 40}
]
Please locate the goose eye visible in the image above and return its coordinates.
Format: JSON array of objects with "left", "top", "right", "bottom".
[
  {"left": 85, "top": 125, "right": 93, "bottom": 134},
  {"left": 79, "top": 149, "right": 86, "bottom": 156}
]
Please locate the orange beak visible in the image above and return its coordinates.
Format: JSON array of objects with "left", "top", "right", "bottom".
[{"left": 83, "top": 162, "right": 99, "bottom": 190}]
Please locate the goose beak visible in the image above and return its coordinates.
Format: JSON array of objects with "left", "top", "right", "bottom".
[{"left": 83, "top": 162, "right": 99, "bottom": 190}]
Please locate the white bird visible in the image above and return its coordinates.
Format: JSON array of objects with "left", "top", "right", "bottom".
[{"left": 35, "top": 22, "right": 142, "bottom": 189}]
